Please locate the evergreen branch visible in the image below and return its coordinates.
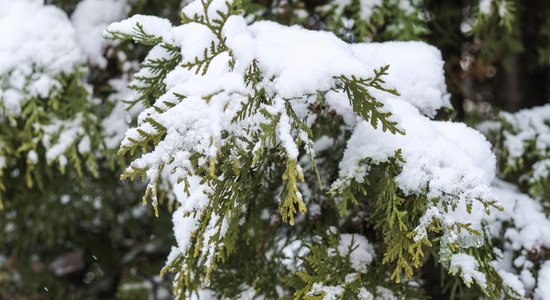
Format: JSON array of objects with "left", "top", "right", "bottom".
[
  {"left": 104, "top": 22, "right": 163, "bottom": 45},
  {"left": 336, "top": 65, "right": 404, "bottom": 135},
  {"left": 181, "top": 40, "right": 228, "bottom": 75},
  {"left": 279, "top": 159, "right": 306, "bottom": 225},
  {"left": 118, "top": 117, "right": 167, "bottom": 156},
  {"left": 128, "top": 44, "right": 182, "bottom": 108},
  {"left": 232, "top": 61, "right": 268, "bottom": 123}
]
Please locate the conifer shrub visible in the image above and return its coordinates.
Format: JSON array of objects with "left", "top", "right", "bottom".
[
  {"left": 102, "top": 0, "right": 540, "bottom": 298},
  {"left": 1, "top": 0, "right": 550, "bottom": 299}
]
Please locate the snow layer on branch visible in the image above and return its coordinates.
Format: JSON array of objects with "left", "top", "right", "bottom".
[
  {"left": 352, "top": 42, "right": 450, "bottom": 117},
  {"left": 337, "top": 234, "right": 375, "bottom": 273},
  {"left": 0, "top": 0, "right": 84, "bottom": 116},
  {"left": 107, "top": 1, "right": 457, "bottom": 286},
  {"left": 485, "top": 180, "right": 550, "bottom": 296},
  {"left": 225, "top": 19, "right": 449, "bottom": 117},
  {"left": 225, "top": 18, "right": 373, "bottom": 98},
  {"left": 488, "top": 180, "right": 550, "bottom": 252},
  {"left": 535, "top": 261, "right": 550, "bottom": 300},
  {"left": 497, "top": 269, "right": 525, "bottom": 298},
  {"left": 41, "top": 113, "right": 89, "bottom": 166},
  {"left": 339, "top": 99, "right": 495, "bottom": 203},
  {"left": 115, "top": 15, "right": 431, "bottom": 185},
  {"left": 335, "top": 98, "right": 496, "bottom": 248},
  {"left": 105, "top": 14, "right": 173, "bottom": 41},
  {"left": 0, "top": 0, "right": 83, "bottom": 75},
  {"left": 501, "top": 104, "right": 550, "bottom": 160},
  {"left": 449, "top": 253, "right": 487, "bottom": 288},
  {"left": 72, "top": 0, "right": 129, "bottom": 68},
  {"left": 182, "top": 0, "right": 235, "bottom": 22}
]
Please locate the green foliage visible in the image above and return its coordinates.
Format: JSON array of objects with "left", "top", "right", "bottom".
[
  {"left": 106, "top": 23, "right": 164, "bottom": 46},
  {"left": 280, "top": 159, "right": 307, "bottom": 225},
  {"left": 329, "top": 147, "right": 507, "bottom": 298},
  {"left": 0, "top": 69, "right": 107, "bottom": 209},
  {"left": 287, "top": 234, "right": 374, "bottom": 299},
  {"left": 103, "top": 24, "right": 183, "bottom": 108},
  {"left": 319, "top": 0, "right": 429, "bottom": 42},
  {"left": 9, "top": 0, "right": 550, "bottom": 299},
  {"left": 286, "top": 232, "right": 428, "bottom": 300},
  {"left": 0, "top": 162, "right": 174, "bottom": 298},
  {"left": 107, "top": 0, "right": 416, "bottom": 296},
  {"left": 332, "top": 151, "right": 435, "bottom": 283},
  {"left": 337, "top": 65, "right": 404, "bottom": 135},
  {"left": 371, "top": 160, "right": 432, "bottom": 283},
  {"left": 471, "top": 0, "right": 523, "bottom": 67},
  {"left": 180, "top": 0, "right": 242, "bottom": 74}
]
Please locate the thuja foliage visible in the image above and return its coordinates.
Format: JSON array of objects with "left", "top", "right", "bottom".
[
  {"left": 3, "top": 0, "right": 550, "bottom": 299},
  {"left": 0, "top": 69, "right": 102, "bottom": 209},
  {"left": 103, "top": 0, "right": 524, "bottom": 298}
]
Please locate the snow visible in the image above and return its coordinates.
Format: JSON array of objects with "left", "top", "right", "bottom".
[
  {"left": 72, "top": 0, "right": 129, "bottom": 68},
  {"left": 0, "top": 0, "right": 84, "bottom": 116},
  {"left": 309, "top": 283, "right": 344, "bottom": 300},
  {"left": 358, "top": 288, "right": 374, "bottom": 300},
  {"left": 485, "top": 180, "right": 550, "bottom": 296},
  {"left": 520, "top": 269, "right": 536, "bottom": 291},
  {"left": 535, "top": 261, "right": 550, "bottom": 300},
  {"left": 532, "top": 159, "right": 550, "bottom": 181},
  {"left": 224, "top": 17, "right": 448, "bottom": 116},
  {"left": 489, "top": 180, "right": 550, "bottom": 251},
  {"left": 374, "top": 287, "right": 397, "bottom": 300},
  {"left": 497, "top": 269, "right": 525, "bottom": 297},
  {"left": 225, "top": 18, "right": 375, "bottom": 98},
  {"left": 479, "top": 0, "right": 493, "bottom": 14},
  {"left": 181, "top": 0, "right": 234, "bottom": 22},
  {"left": 166, "top": 175, "right": 212, "bottom": 266},
  {"left": 27, "top": 150, "right": 38, "bottom": 164},
  {"left": 40, "top": 113, "right": 95, "bottom": 165},
  {"left": 277, "top": 107, "right": 300, "bottom": 159},
  {"left": 500, "top": 104, "right": 550, "bottom": 162},
  {"left": 105, "top": 0, "right": 501, "bottom": 293},
  {"left": 335, "top": 99, "right": 496, "bottom": 245},
  {"left": 104, "top": 14, "right": 173, "bottom": 42},
  {"left": 102, "top": 78, "right": 142, "bottom": 150},
  {"left": 449, "top": 253, "right": 487, "bottom": 288},
  {"left": 351, "top": 42, "right": 450, "bottom": 117},
  {"left": 337, "top": 234, "right": 375, "bottom": 273},
  {"left": 0, "top": 0, "right": 84, "bottom": 75}
]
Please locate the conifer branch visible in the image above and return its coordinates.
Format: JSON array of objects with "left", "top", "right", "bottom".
[{"left": 336, "top": 65, "right": 404, "bottom": 135}]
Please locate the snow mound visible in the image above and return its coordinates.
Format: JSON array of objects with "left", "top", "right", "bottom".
[
  {"left": 0, "top": 0, "right": 83, "bottom": 75},
  {"left": 0, "top": 0, "right": 84, "bottom": 116},
  {"left": 352, "top": 42, "right": 450, "bottom": 117},
  {"left": 339, "top": 99, "right": 495, "bottom": 206},
  {"left": 72, "top": 0, "right": 129, "bottom": 68}
]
